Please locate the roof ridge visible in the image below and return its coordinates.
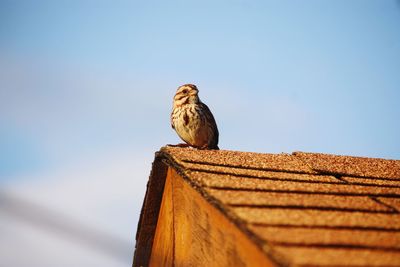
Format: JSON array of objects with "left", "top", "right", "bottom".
[{"left": 293, "top": 151, "right": 400, "bottom": 162}]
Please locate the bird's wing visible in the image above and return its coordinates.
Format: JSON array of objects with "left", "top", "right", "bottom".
[
  {"left": 201, "top": 102, "right": 219, "bottom": 148},
  {"left": 170, "top": 110, "right": 175, "bottom": 129}
]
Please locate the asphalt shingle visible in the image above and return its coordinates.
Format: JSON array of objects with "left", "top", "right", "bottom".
[{"left": 134, "top": 147, "right": 400, "bottom": 266}]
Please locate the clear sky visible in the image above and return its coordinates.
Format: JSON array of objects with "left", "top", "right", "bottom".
[{"left": 1, "top": 1, "right": 399, "bottom": 266}]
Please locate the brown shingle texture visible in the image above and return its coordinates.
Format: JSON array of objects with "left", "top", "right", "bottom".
[
  {"left": 249, "top": 225, "right": 400, "bottom": 248},
  {"left": 273, "top": 247, "right": 400, "bottom": 266},
  {"left": 342, "top": 176, "right": 400, "bottom": 187},
  {"left": 233, "top": 207, "right": 400, "bottom": 228},
  {"left": 294, "top": 151, "right": 400, "bottom": 179},
  {"left": 163, "top": 147, "right": 314, "bottom": 173},
  {"left": 153, "top": 147, "right": 400, "bottom": 266},
  {"left": 377, "top": 197, "right": 400, "bottom": 212},
  {"left": 183, "top": 162, "right": 334, "bottom": 182},
  {"left": 205, "top": 190, "right": 390, "bottom": 212},
  {"left": 191, "top": 172, "right": 399, "bottom": 196}
]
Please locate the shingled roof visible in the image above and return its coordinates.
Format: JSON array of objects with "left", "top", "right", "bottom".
[{"left": 134, "top": 147, "right": 400, "bottom": 266}]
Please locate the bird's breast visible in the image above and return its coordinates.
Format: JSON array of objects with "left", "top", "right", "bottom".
[{"left": 172, "top": 104, "right": 208, "bottom": 146}]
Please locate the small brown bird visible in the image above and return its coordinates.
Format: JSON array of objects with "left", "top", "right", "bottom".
[{"left": 171, "top": 84, "right": 219, "bottom": 150}]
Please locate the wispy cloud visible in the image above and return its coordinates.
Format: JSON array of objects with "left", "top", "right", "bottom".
[{"left": 0, "top": 149, "right": 152, "bottom": 266}]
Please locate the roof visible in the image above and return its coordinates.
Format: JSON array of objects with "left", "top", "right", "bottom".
[{"left": 134, "top": 147, "right": 400, "bottom": 266}]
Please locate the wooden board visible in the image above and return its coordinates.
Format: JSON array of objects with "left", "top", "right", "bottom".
[
  {"left": 171, "top": 168, "right": 275, "bottom": 267},
  {"left": 149, "top": 168, "right": 174, "bottom": 267},
  {"left": 148, "top": 167, "right": 276, "bottom": 266}
]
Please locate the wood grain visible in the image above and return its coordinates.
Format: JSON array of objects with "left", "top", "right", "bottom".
[
  {"left": 149, "top": 168, "right": 174, "bottom": 267},
  {"left": 170, "top": 168, "right": 275, "bottom": 267}
]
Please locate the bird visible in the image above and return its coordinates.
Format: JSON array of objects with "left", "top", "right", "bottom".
[{"left": 170, "top": 84, "right": 219, "bottom": 150}]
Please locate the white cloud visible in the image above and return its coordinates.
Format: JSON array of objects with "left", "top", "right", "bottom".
[{"left": 0, "top": 148, "right": 153, "bottom": 266}]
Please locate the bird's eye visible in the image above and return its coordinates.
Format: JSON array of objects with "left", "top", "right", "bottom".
[{"left": 182, "top": 89, "right": 188, "bottom": 94}]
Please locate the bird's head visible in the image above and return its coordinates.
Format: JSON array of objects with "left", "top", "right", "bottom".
[{"left": 173, "top": 84, "right": 200, "bottom": 106}]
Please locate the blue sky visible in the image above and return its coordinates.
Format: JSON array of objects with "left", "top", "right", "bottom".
[{"left": 0, "top": 1, "right": 399, "bottom": 266}]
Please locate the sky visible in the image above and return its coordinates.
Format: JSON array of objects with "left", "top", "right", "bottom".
[{"left": 0, "top": 1, "right": 399, "bottom": 266}]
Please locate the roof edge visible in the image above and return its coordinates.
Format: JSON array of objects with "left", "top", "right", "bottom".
[
  {"left": 133, "top": 153, "right": 168, "bottom": 267},
  {"left": 134, "top": 147, "right": 400, "bottom": 266},
  {"left": 155, "top": 147, "right": 291, "bottom": 266}
]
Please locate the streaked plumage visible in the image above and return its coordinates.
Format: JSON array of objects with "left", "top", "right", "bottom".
[{"left": 171, "top": 84, "right": 219, "bottom": 150}]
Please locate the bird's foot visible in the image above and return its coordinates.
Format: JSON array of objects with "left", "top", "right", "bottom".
[{"left": 166, "top": 143, "right": 191, "bottom": 148}]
